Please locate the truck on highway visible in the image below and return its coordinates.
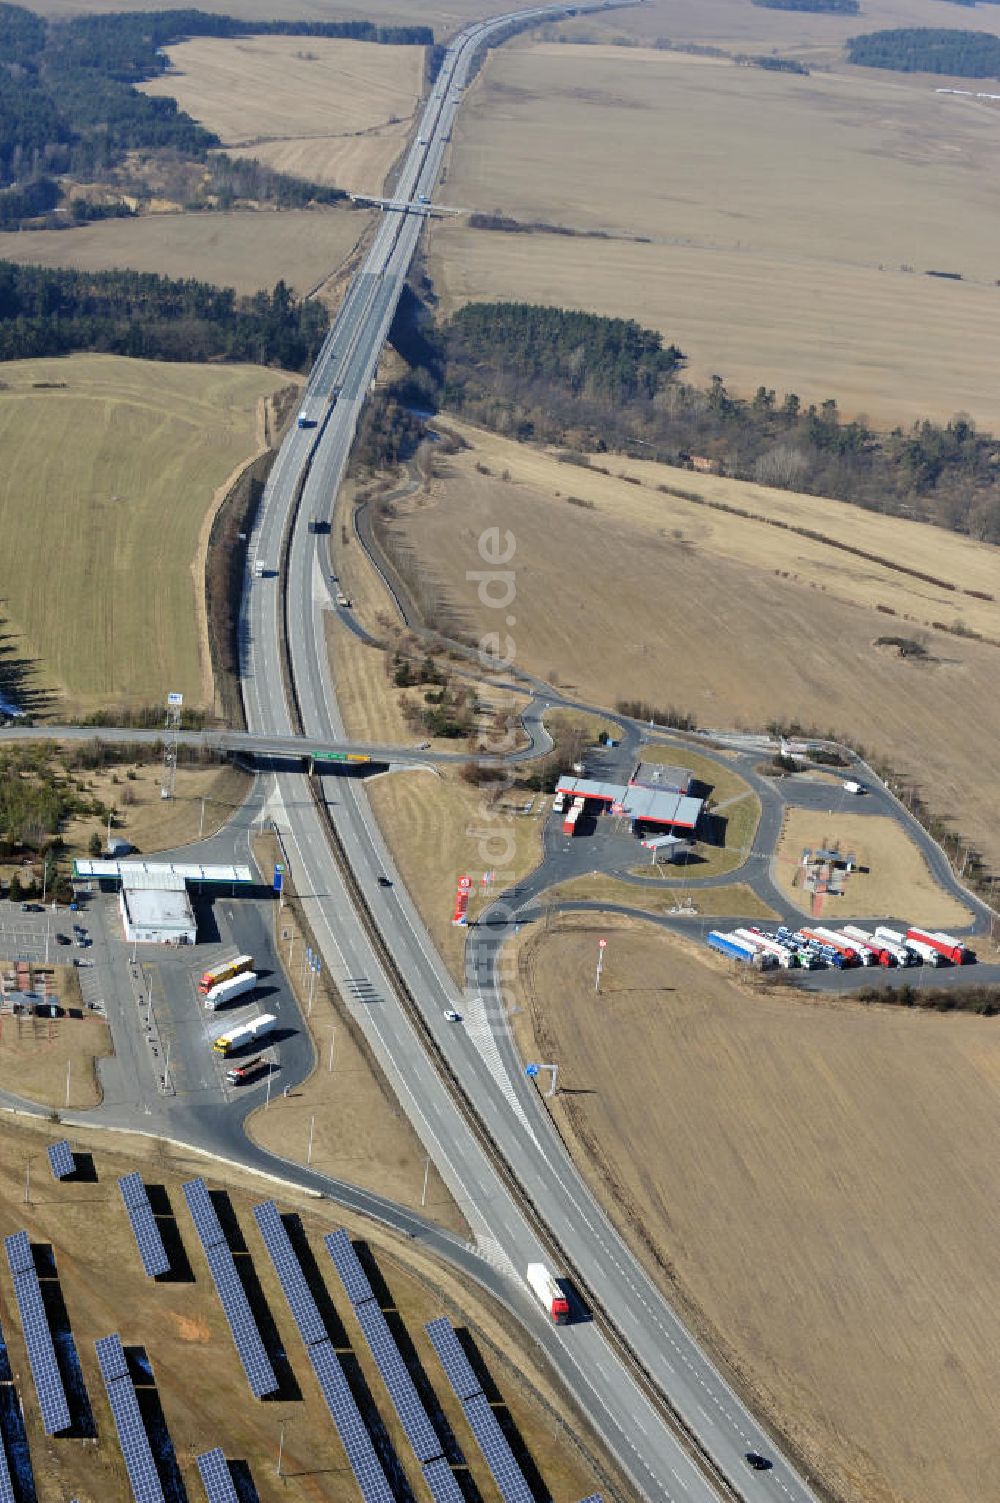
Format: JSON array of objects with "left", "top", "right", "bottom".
[
  {"left": 526, "top": 1262, "right": 570, "bottom": 1324},
  {"left": 204, "top": 971, "right": 258, "bottom": 1011},
  {"left": 842, "top": 780, "right": 865, "bottom": 795},
  {"left": 199, "top": 954, "right": 253, "bottom": 995},
  {"left": 212, "top": 1013, "right": 276, "bottom": 1056},
  {"left": 335, "top": 591, "right": 351, "bottom": 607},
  {"left": 226, "top": 1055, "right": 265, "bottom": 1085},
  {"left": 296, "top": 412, "right": 317, "bottom": 429},
  {"left": 252, "top": 558, "right": 268, "bottom": 578}
]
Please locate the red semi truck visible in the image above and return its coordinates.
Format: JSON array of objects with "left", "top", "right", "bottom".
[
  {"left": 526, "top": 1263, "right": 570, "bottom": 1324},
  {"left": 906, "top": 928, "right": 974, "bottom": 965}
]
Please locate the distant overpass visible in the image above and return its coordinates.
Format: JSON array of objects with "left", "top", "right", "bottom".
[{"left": 0, "top": 723, "right": 515, "bottom": 767}]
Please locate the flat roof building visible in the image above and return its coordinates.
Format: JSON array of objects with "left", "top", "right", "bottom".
[
  {"left": 630, "top": 762, "right": 693, "bottom": 796},
  {"left": 555, "top": 775, "right": 703, "bottom": 832},
  {"left": 118, "top": 872, "right": 196, "bottom": 946}
]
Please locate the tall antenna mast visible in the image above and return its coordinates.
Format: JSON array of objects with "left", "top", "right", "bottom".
[{"left": 161, "top": 691, "right": 183, "bottom": 801}]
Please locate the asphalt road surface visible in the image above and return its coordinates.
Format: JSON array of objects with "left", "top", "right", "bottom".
[{"left": 237, "top": 6, "right": 830, "bottom": 1502}]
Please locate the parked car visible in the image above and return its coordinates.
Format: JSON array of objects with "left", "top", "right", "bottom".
[{"left": 55, "top": 934, "right": 70, "bottom": 946}]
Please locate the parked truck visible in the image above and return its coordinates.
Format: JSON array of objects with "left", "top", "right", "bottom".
[
  {"left": 707, "top": 931, "right": 775, "bottom": 968},
  {"left": 204, "top": 971, "right": 258, "bottom": 1011},
  {"left": 562, "top": 798, "right": 584, "bottom": 837},
  {"left": 899, "top": 931, "right": 946, "bottom": 967},
  {"left": 199, "top": 954, "right": 253, "bottom": 996},
  {"left": 526, "top": 1263, "right": 570, "bottom": 1324},
  {"left": 212, "top": 1013, "right": 276, "bottom": 1056},
  {"left": 907, "top": 927, "right": 973, "bottom": 965},
  {"left": 739, "top": 928, "right": 796, "bottom": 968},
  {"left": 874, "top": 926, "right": 921, "bottom": 964},
  {"left": 226, "top": 1055, "right": 264, "bottom": 1085},
  {"left": 841, "top": 925, "right": 894, "bottom": 966}
]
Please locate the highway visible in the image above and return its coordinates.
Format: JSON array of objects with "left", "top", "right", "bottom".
[{"left": 242, "top": 7, "right": 829, "bottom": 1502}]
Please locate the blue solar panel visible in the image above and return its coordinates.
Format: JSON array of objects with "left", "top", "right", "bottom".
[
  {"left": 354, "top": 1300, "right": 441, "bottom": 1463},
  {"left": 95, "top": 1335, "right": 165, "bottom": 1503},
  {"left": 118, "top": 1173, "right": 146, "bottom": 1211},
  {"left": 575, "top": 1494, "right": 604, "bottom": 1502},
  {"left": 0, "top": 1420, "right": 15, "bottom": 1503},
  {"left": 47, "top": 1141, "right": 74, "bottom": 1181},
  {"left": 203, "top": 1243, "right": 277, "bottom": 1400},
  {"left": 252, "top": 1201, "right": 327, "bottom": 1347},
  {"left": 5, "top": 1238, "right": 70, "bottom": 1436},
  {"left": 182, "top": 1179, "right": 225, "bottom": 1249},
  {"left": 424, "top": 1318, "right": 482, "bottom": 1402},
  {"left": 462, "top": 1394, "right": 533, "bottom": 1503},
  {"left": 422, "top": 1455, "right": 465, "bottom": 1503},
  {"left": 324, "top": 1229, "right": 375, "bottom": 1308},
  {"left": 196, "top": 1447, "right": 238, "bottom": 1503},
  {"left": 308, "top": 1339, "right": 394, "bottom": 1503},
  {"left": 4, "top": 1233, "right": 32, "bottom": 1278},
  {"left": 119, "top": 1179, "right": 170, "bottom": 1279}
]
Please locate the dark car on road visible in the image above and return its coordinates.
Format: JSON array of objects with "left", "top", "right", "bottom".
[{"left": 745, "top": 1453, "right": 772, "bottom": 1472}]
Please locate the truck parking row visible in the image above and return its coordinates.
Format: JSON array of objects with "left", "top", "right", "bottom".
[{"left": 708, "top": 924, "right": 976, "bottom": 971}]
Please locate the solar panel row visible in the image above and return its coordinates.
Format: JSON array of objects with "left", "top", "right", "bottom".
[
  {"left": 424, "top": 1318, "right": 482, "bottom": 1403},
  {"left": 422, "top": 1455, "right": 465, "bottom": 1503},
  {"left": 354, "top": 1300, "right": 441, "bottom": 1464},
  {"left": 196, "top": 1446, "right": 239, "bottom": 1503},
  {"left": 252, "top": 1201, "right": 327, "bottom": 1348},
  {"left": 95, "top": 1335, "right": 165, "bottom": 1503},
  {"left": 575, "top": 1494, "right": 605, "bottom": 1502},
  {"left": 308, "top": 1339, "right": 395, "bottom": 1503},
  {"left": 0, "top": 1426, "right": 15, "bottom": 1503},
  {"left": 118, "top": 1172, "right": 147, "bottom": 1211},
  {"left": 5, "top": 1237, "right": 71, "bottom": 1436},
  {"left": 183, "top": 1181, "right": 277, "bottom": 1401},
  {"left": 324, "top": 1229, "right": 374, "bottom": 1308},
  {"left": 182, "top": 1179, "right": 225, "bottom": 1250},
  {"left": 203, "top": 1243, "right": 277, "bottom": 1401},
  {"left": 47, "top": 1140, "right": 74, "bottom": 1182},
  {"left": 4, "top": 1233, "right": 32, "bottom": 1278},
  {"left": 463, "top": 1394, "right": 534, "bottom": 1503}
]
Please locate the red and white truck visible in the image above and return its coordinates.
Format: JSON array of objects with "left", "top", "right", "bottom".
[
  {"left": 203, "top": 971, "right": 258, "bottom": 1011},
  {"left": 526, "top": 1263, "right": 570, "bottom": 1324},
  {"left": 906, "top": 927, "right": 974, "bottom": 965},
  {"left": 199, "top": 954, "right": 253, "bottom": 996}
]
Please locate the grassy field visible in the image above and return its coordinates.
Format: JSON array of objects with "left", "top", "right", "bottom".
[
  {"left": 63, "top": 762, "right": 252, "bottom": 861},
  {"left": 0, "top": 1005, "right": 110, "bottom": 1109},
  {"left": 142, "top": 35, "right": 423, "bottom": 194},
  {"left": 430, "top": 36, "right": 1000, "bottom": 426},
  {"left": 0, "top": 355, "right": 292, "bottom": 718},
  {"left": 386, "top": 419, "right": 1000, "bottom": 872},
  {"left": 773, "top": 807, "right": 973, "bottom": 928},
  {"left": 509, "top": 910, "right": 1000, "bottom": 1503},
  {"left": 0, "top": 1112, "right": 612, "bottom": 1503},
  {"left": 367, "top": 770, "right": 544, "bottom": 983},
  {"left": 0, "top": 207, "right": 364, "bottom": 298}
]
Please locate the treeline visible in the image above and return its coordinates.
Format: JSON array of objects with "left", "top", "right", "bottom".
[
  {"left": 0, "top": 262, "right": 327, "bottom": 370},
  {"left": 427, "top": 301, "right": 1000, "bottom": 544},
  {"left": 846, "top": 27, "right": 1000, "bottom": 76},
  {"left": 0, "top": 2, "right": 429, "bottom": 223},
  {"left": 856, "top": 982, "right": 1000, "bottom": 1015},
  {"left": 753, "top": 0, "right": 858, "bottom": 10},
  {"left": 444, "top": 303, "right": 684, "bottom": 406}
]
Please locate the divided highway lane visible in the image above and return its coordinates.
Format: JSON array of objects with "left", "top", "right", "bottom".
[{"left": 246, "top": 6, "right": 826, "bottom": 1502}]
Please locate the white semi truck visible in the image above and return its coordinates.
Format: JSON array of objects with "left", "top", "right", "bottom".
[
  {"left": 203, "top": 971, "right": 258, "bottom": 1011},
  {"left": 526, "top": 1263, "right": 570, "bottom": 1324},
  {"left": 212, "top": 1013, "right": 276, "bottom": 1056}
]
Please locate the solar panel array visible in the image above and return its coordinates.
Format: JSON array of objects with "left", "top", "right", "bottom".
[
  {"left": 309, "top": 1337, "right": 395, "bottom": 1503},
  {"left": 575, "top": 1494, "right": 605, "bottom": 1502},
  {"left": 326, "top": 1229, "right": 467, "bottom": 1500},
  {"left": 0, "top": 1418, "right": 15, "bottom": 1503},
  {"left": 118, "top": 1176, "right": 170, "bottom": 1280},
  {"left": 47, "top": 1140, "right": 74, "bottom": 1181},
  {"left": 252, "top": 1202, "right": 326, "bottom": 1347},
  {"left": 426, "top": 1318, "right": 541, "bottom": 1503},
  {"left": 182, "top": 1180, "right": 277, "bottom": 1400},
  {"left": 95, "top": 1334, "right": 165, "bottom": 1503},
  {"left": 196, "top": 1446, "right": 239, "bottom": 1503},
  {"left": 4, "top": 1232, "right": 71, "bottom": 1435}
]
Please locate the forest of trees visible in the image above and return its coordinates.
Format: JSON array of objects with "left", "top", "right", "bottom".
[
  {"left": 0, "top": 262, "right": 328, "bottom": 369},
  {"left": 753, "top": 0, "right": 858, "bottom": 12},
  {"left": 429, "top": 301, "right": 1000, "bottom": 544},
  {"left": 847, "top": 27, "right": 1000, "bottom": 76},
  {"left": 0, "top": 3, "right": 430, "bottom": 223}
]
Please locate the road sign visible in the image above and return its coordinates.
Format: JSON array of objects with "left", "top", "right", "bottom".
[
  {"left": 598, "top": 938, "right": 607, "bottom": 950},
  {"left": 273, "top": 864, "right": 284, "bottom": 894},
  {"left": 524, "top": 1064, "right": 539, "bottom": 1078},
  {"left": 167, "top": 691, "right": 184, "bottom": 707}
]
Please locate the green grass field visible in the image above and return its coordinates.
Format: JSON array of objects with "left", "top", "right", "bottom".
[{"left": 0, "top": 354, "right": 292, "bottom": 715}]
